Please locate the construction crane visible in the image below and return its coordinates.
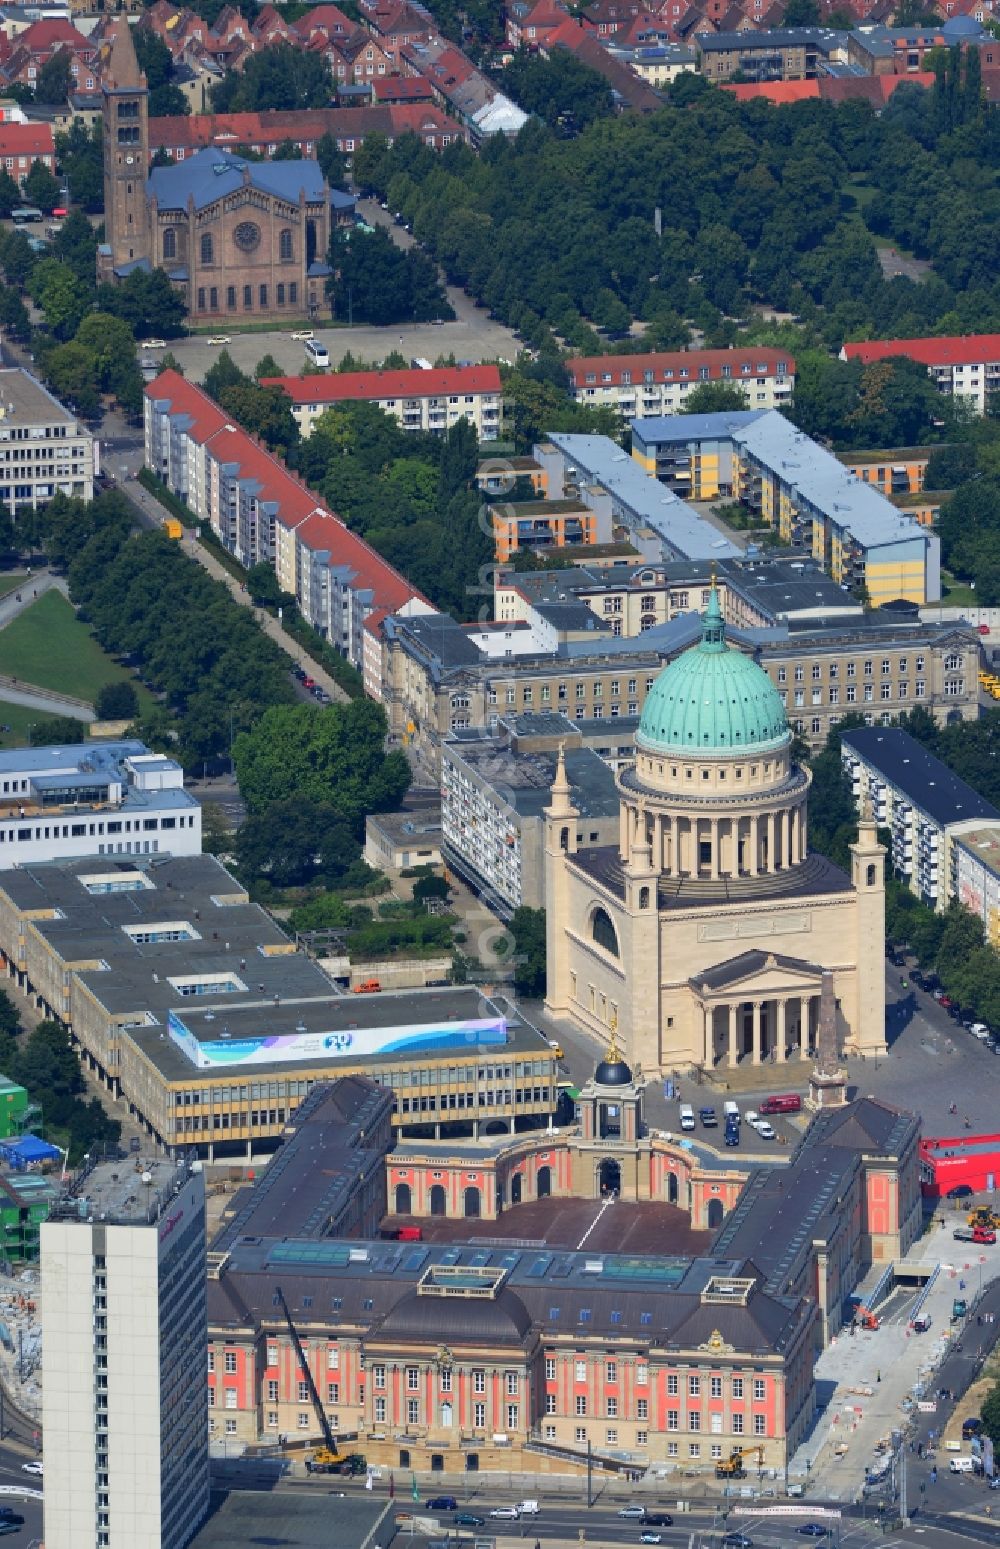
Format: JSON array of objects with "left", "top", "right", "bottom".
[
  {"left": 716, "top": 1445, "right": 765, "bottom": 1479},
  {"left": 274, "top": 1285, "right": 354, "bottom": 1474}
]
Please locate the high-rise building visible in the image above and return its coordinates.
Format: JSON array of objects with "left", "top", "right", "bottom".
[{"left": 41, "top": 1156, "right": 209, "bottom": 1549}]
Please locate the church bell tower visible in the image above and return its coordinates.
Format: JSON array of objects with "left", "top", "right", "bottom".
[{"left": 101, "top": 20, "right": 150, "bottom": 275}]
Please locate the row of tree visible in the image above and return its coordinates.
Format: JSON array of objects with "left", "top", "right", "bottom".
[{"left": 0, "top": 989, "right": 120, "bottom": 1162}]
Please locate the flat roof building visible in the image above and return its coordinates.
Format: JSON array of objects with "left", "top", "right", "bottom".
[
  {"left": 953, "top": 821, "right": 1000, "bottom": 950},
  {"left": 42, "top": 1155, "right": 209, "bottom": 1549},
  {"left": 0, "top": 367, "right": 97, "bottom": 513},
  {"left": 0, "top": 854, "right": 558, "bottom": 1152},
  {"left": 0, "top": 741, "right": 201, "bottom": 868},
  {"left": 631, "top": 411, "right": 940, "bottom": 605},
  {"left": 841, "top": 726, "right": 1000, "bottom": 910},
  {"left": 442, "top": 730, "right": 620, "bottom": 915}
]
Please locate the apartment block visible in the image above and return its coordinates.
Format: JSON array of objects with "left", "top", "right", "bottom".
[
  {"left": 0, "top": 120, "right": 55, "bottom": 184},
  {"left": 696, "top": 26, "right": 844, "bottom": 81},
  {"left": 841, "top": 726, "right": 999, "bottom": 910},
  {"left": 0, "top": 367, "right": 97, "bottom": 512},
  {"left": 631, "top": 410, "right": 940, "bottom": 604},
  {"left": 261, "top": 364, "right": 503, "bottom": 439},
  {"left": 491, "top": 493, "right": 612, "bottom": 563},
  {"left": 143, "top": 370, "right": 434, "bottom": 670},
  {"left": 954, "top": 823, "right": 1000, "bottom": 949},
  {"left": 41, "top": 1157, "right": 209, "bottom": 1549},
  {"left": 0, "top": 740, "right": 202, "bottom": 867},
  {"left": 441, "top": 728, "right": 619, "bottom": 915},
  {"left": 841, "top": 335, "right": 1000, "bottom": 415},
  {"left": 838, "top": 447, "right": 933, "bottom": 497},
  {"left": 567, "top": 347, "right": 794, "bottom": 418}
]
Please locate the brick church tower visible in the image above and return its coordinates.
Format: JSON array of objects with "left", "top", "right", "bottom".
[{"left": 100, "top": 20, "right": 150, "bottom": 277}]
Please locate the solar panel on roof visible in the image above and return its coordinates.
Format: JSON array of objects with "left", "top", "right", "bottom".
[
  {"left": 439, "top": 1248, "right": 462, "bottom": 1266},
  {"left": 527, "top": 1254, "right": 553, "bottom": 1278},
  {"left": 400, "top": 1247, "right": 429, "bottom": 1272},
  {"left": 467, "top": 1249, "right": 491, "bottom": 1267}
]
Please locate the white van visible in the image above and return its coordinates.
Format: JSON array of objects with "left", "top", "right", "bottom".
[
  {"left": 304, "top": 338, "right": 330, "bottom": 368},
  {"left": 679, "top": 1103, "right": 695, "bottom": 1132},
  {"left": 723, "top": 1101, "right": 740, "bottom": 1120},
  {"left": 950, "top": 1456, "right": 976, "bottom": 1473}
]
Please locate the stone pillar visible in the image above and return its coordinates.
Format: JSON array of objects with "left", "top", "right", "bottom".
[
  {"left": 767, "top": 811, "right": 776, "bottom": 873},
  {"left": 710, "top": 819, "right": 720, "bottom": 881},
  {"left": 786, "top": 809, "right": 794, "bottom": 869},
  {"left": 800, "top": 804, "right": 808, "bottom": 857},
  {"left": 704, "top": 1005, "right": 713, "bottom": 1066},
  {"left": 751, "top": 1001, "right": 762, "bottom": 1064},
  {"left": 801, "top": 996, "right": 814, "bottom": 1059},
  {"left": 619, "top": 802, "right": 629, "bottom": 861},
  {"left": 776, "top": 998, "right": 787, "bottom": 1062},
  {"left": 750, "top": 816, "right": 759, "bottom": 876},
  {"left": 728, "top": 1003, "right": 738, "bottom": 1066}
]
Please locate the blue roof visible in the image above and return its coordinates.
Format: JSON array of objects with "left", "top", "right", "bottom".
[
  {"left": 0, "top": 1134, "right": 61, "bottom": 1165},
  {"left": 148, "top": 147, "right": 328, "bottom": 213},
  {"left": 331, "top": 188, "right": 355, "bottom": 210}
]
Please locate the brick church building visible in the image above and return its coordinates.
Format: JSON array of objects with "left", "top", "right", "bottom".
[{"left": 97, "top": 19, "right": 343, "bottom": 321}]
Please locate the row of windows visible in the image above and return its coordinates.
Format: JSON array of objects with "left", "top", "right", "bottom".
[
  {"left": 169, "top": 228, "right": 297, "bottom": 264},
  {"left": 582, "top": 362, "right": 786, "bottom": 385},
  {"left": 776, "top": 655, "right": 937, "bottom": 683},
  {"left": 195, "top": 281, "right": 300, "bottom": 313},
  {"left": 783, "top": 682, "right": 927, "bottom": 707},
  {"left": 0, "top": 813, "right": 194, "bottom": 844}
]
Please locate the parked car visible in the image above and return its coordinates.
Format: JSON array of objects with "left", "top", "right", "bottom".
[
  {"left": 141, "top": 338, "right": 167, "bottom": 349},
  {"left": 290, "top": 329, "right": 314, "bottom": 341},
  {"left": 206, "top": 335, "right": 231, "bottom": 345},
  {"left": 21, "top": 1461, "right": 42, "bottom": 1475},
  {"left": 752, "top": 1119, "right": 777, "bottom": 1139}
]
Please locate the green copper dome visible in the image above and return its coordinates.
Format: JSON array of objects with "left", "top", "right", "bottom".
[{"left": 637, "top": 587, "right": 788, "bottom": 755}]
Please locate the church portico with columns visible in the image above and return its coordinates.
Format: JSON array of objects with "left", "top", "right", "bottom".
[{"left": 545, "top": 586, "right": 888, "bottom": 1075}]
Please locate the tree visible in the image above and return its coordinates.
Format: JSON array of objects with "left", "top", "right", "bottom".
[
  {"left": 981, "top": 1382, "right": 1000, "bottom": 1450},
  {"left": 236, "top": 797, "right": 360, "bottom": 888},
  {"left": 203, "top": 350, "right": 247, "bottom": 402},
  {"left": 782, "top": 0, "right": 821, "bottom": 21},
  {"left": 212, "top": 43, "right": 333, "bottom": 113},
  {"left": 30, "top": 715, "right": 85, "bottom": 746},
  {"left": 509, "top": 906, "right": 546, "bottom": 998},
  {"left": 134, "top": 26, "right": 190, "bottom": 117},
  {"left": 413, "top": 874, "right": 451, "bottom": 903},
  {"left": 34, "top": 51, "right": 73, "bottom": 105},
  {"left": 501, "top": 49, "right": 614, "bottom": 132},
  {"left": 217, "top": 381, "right": 299, "bottom": 454},
  {"left": 233, "top": 699, "right": 411, "bottom": 827},
  {"left": 682, "top": 381, "right": 751, "bottom": 414},
  {"left": 94, "top": 680, "right": 139, "bottom": 721},
  {"left": 246, "top": 561, "right": 283, "bottom": 607},
  {"left": 23, "top": 158, "right": 61, "bottom": 213},
  {"left": 40, "top": 341, "right": 101, "bottom": 418},
  {"left": 51, "top": 209, "right": 99, "bottom": 286},
  {"left": 328, "top": 226, "right": 453, "bottom": 325},
  {"left": 253, "top": 352, "right": 282, "bottom": 382},
  {"left": 316, "top": 132, "right": 348, "bottom": 189},
  {"left": 0, "top": 168, "right": 21, "bottom": 218},
  {"left": 94, "top": 267, "right": 187, "bottom": 338},
  {"left": 55, "top": 121, "right": 103, "bottom": 213}
]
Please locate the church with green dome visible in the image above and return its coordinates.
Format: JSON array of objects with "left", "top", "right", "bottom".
[{"left": 544, "top": 586, "right": 888, "bottom": 1075}]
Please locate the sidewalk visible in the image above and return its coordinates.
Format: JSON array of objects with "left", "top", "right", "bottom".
[{"left": 124, "top": 476, "right": 349, "bottom": 705}]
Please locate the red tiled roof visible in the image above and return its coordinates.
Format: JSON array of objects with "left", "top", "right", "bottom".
[
  {"left": 567, "top": 347, "right": 794, "bottom": 387},
  {"left": 722, "top": 78, "right": 819, "bottom": 101},
  {"left": 0, "top": 122, "right": 55, "bottom": 158},
  {"left": 842, "top": 334, "right": 1000, "bottom": 368},
  {"left": 17, "top": 17, "right": 91, "bottom": 51},
  {"left": 145, "top": 370, "right": 429, "bottom": 617},
  {"left": 261, "top": 365, "right": 502, "bottom": 403},
  {"left": 371, "top": 73, "right": 433, "bottom": 97},
  {"left": 147, "top": 101, "right": 457, "bottom": 150},
  {"left": 294, "top": 2, "right": 355, "bottom": 33}
]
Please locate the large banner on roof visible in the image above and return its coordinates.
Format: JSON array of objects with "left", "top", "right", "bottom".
[{"left": 167, "top": 1010, "right": 507, "bottom": 1070}]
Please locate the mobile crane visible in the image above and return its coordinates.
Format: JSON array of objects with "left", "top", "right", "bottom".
[
  {"left": 275, "top": 1286, "right": 366, "bottom": 1475},
  {"left": 716, "top": 1446, "right": 765, "bottom": 1479}
]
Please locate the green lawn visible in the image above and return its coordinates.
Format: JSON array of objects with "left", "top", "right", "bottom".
[
  {"left": 0, "top": 701, "right": 60, "bottom": 748},
  {"left": 0, "top": 591, "right": 147, "bottom": 706},
  {"left": 0, "top": 574, "right": 29, "bottom": 602}
]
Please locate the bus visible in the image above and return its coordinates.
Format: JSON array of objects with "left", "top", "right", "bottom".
[
  {"left": 11, "top": 207, "right": 43, "bottom": 225},
  {"left": 304, "top": 338, "right": 330, "bottom": 368}
]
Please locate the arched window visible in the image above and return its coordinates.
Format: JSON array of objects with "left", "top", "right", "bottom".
[
  {"left": 162, "top": 227, "right": 177, "bottom": 259},
  {"left": 200, "top": 232, "right": 214, "bottom": 265},
  {"left": 279, "top": 227, "right": 293, "bottom": 261},
  {"left": 639, "top": 885, "right": 650, "bottom": 910},
  {"left": 866, "top": 863, "right": 876, "bottom": 886},
  {"left": 592, "top": 907, "right": 619, "bottom": 958}
]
